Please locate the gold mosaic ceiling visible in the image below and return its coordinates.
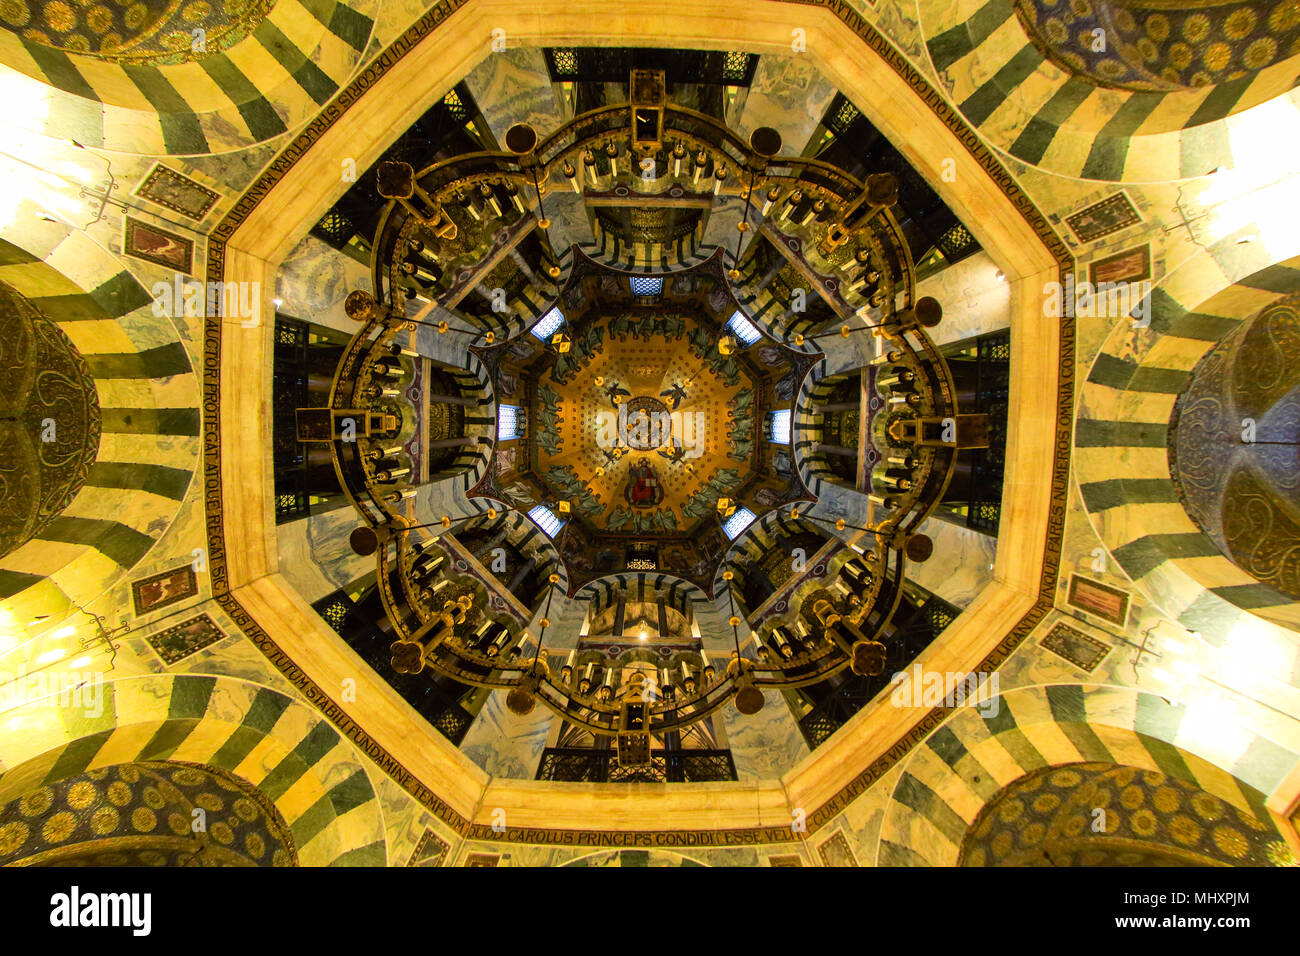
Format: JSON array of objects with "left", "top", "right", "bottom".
[{"left": 529, "top": 311, "right": 752, "bottom": 535}]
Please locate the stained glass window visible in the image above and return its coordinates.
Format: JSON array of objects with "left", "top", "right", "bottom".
[
  {"left": 768, "top": 409, "right": 792, "bottom": 444},
  {"left": 630, "top": 276, "right": 664, "bottom": 296},
  {"left": 528, "top": 505, "right": 564, "bottom": 538},
  {"left": 498, "top": 404, "right": 520, "bottom": 441},
  {"left": 726, "top": 310, "right": 762, "bottom": 345},
  {"left": 721, "top": 507, "right": 757, "bottom": 540},
  {"left": 531, "top": 307, "right": 564, "bottom": 340}
]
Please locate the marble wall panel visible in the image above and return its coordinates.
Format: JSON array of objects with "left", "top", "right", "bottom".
[
  {"left": 916, "top": 250, "right": 1011, "bottom": 347},
  {"left": 464, "top": 47, "right": 564, "bottom": 144},
  {"left": 275, "top": 235, "right": 373, "bottom": 336},
  {"left": 460, "top": 689, "right": 553, "bottom": 778},
  {"left": 736, "top": 54, "right": 838, "bottom": 155},
  {"left": 906, "top": 517, "right": 997, "bottom": 609},
  {"left": 723, "top": 690, "right": 811, "bottom": 782}
]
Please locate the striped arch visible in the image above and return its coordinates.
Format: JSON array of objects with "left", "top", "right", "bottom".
[
  {"left": 577, "top": 572, "right": 707, "bottom": 620},
  {"left": 1076, "top": 245, "right": 1300, "bottom": 633},
  {"left": 730, "top": 277, "right": 803, "bottom": 344},
  {"left": 713, "top": 508, "right": 835, "bottom": 604},
  {"left": 431, "top": 352, "right": 495, "bottom": 488},
  {"left": 876, "top": 682, "right": 1298, "bottom": 866},
  {"left": 0, "top": 230, "right": 199, "bottom": 623},
  {"left": 430, "top": 256, "right": 563, "bottom": 347},
  {"left": 918, "top": 0, "right": 1300, "bottom": 180},
  {"left": 481, "top": 242, "right": 575, "bottom": 343},
  {"left": 0, "top": 0, "right": 377, "bottom": 154},
  {"left": 727, "top": 239, "right": 833, "bottom": 346},
  {"left": 403, "top": 347, "right": 495, "bottom": 496},
  {"left": 793, "top": 363, "right": 849, "bottom": 496},
  {"left": 792, "top": 351, "right": 875, "bottom": 502},
  {"left": 575, "top": 234, "right": 725, "bottom": 274},
  {"left": 459, "top": 497, "right": 567, "bottom": 597},
  {"left": 727, "top": 231, "right": 850, "bottom": 346},
  {"left": 497, "top": 261, "right": 570, "bottom": 343},
  {"left": 0, "top": 673, "right": 387, "bottom": 866}
]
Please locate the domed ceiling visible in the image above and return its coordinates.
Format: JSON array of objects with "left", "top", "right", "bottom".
[
  {"left": 1, "top": 0, "right": 277, "bottom": 63},
  {"left": 10, "top": 0, "right": 1300, "bottom": 870},
  {"left": 0, "top": 280, "right": 100, "bottom": 561},
  {"left": 478, "top": 253, "right": 815, "bottom": 595},
  {"left": 268, "top": 47, "right": 1001, "bottom": 776},
  {"left": 1170, "top": 290, "right": 1300, "bottom": 599}
]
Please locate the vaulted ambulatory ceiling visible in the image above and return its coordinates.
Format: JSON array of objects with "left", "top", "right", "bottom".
[{"left": 0, "top": 0, "right": 1298, "bottom": 870}]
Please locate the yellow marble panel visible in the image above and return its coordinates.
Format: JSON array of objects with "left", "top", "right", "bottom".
[
  {"left": 1073, "top": 445, "right": 1170, "bottom": 484},
  {"left": 1036, "top": 121, "right": 1101, "bottom": 178},
  {"left": 965, "top": 733, "right": 1036, "bottom": 788},
  {"left": 268, "top": 0, "right": 329, "bottom": 53},
  {"left": 0, "top": 262, "right": 82, "bottom": 298},
  {"left": 1017, "top": 715, "right": 1088, "bottom": 769},
  {"left": 97, "top": 433, "right": 200, "bottom": 470},
  {"left": 274, "top": 769, "right": 332, "bottom": 826},
  {"left": 1096, "top": 503, "right": 1199, "bottom": 545},
  {"left": 978, "top": 70, "right": 1060, "bottom": 147},
  {"left": 1091, "top": 722, "right": 1163, "bottom": 771},
  {"left": 90, "top": 722, "right": 171, "bottom": 769},
  {"left": 61, "top": 486, "right": 177, "bottom": 536},
  {"left": 1140, "top": 335, "right": 1215, "bottom": 372},
  {"left": 1174, "top": 555, "right": 1261, "bottom": 589},
  {"left": 59, "top": 319, "right": 142, "bottom": 356},
  {"left": 890, "top": 808, "right": 961, "bottom": 864},
  {"left": 0, "top": 539, "right": 92, "bottom": 578},
  {"left": 1114, "top": 389, "right": 1177, "bottom": 424},
  {"left": 231, "top": 735, "right": 299, "bottom": 791},
  {"left": 222, "top": 42, "right": 298, "bottom": 112},
  {"left": 904, "top": 745, "right": 985, "bottom": 823},
  {"left": 92, "top": 375, "right": 199, "bottom": 412}
]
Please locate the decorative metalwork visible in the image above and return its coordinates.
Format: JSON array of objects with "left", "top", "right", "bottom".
[
  {"left": 312, "top": 79, "right": 980, "bottom": 748},
  {"left": 936, "top": 222, "right": 978, "bottom": 263},
  {"left": 537, "top": 747, "right": 736, "bottom": 783},
  {"left": 968, "top": 329, "right": 1010, "bottom": 533},
  {"left": 827, "top": 94, "right": 861, "bottom": 135},
  {"left": 797, "top": 590, "right": 959, "bottom": 748}
]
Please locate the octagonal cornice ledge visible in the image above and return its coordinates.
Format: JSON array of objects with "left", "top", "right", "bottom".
[{"left": 204, "top": 0, "right": 1070, "bottom": 839}]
